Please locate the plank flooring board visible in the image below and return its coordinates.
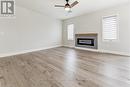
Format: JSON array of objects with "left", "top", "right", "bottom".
[{"left": 0, "top": 47, "right": 130, "bottom": 87}]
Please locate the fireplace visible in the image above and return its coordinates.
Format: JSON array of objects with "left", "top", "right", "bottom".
[
  {"left": 75, "top": 33, "right": 98, "bottom": 49},
  {"left": 77, "top": 38, "right": 94, "bottom": 46}
]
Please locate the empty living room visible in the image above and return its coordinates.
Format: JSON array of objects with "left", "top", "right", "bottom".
[{"left": 0, "top": 0, "right": 130, "bottom": 87}]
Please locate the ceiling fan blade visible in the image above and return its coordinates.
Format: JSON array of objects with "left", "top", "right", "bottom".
[
  {"left": 71, "top": 1, "right": 79, "bottom": 7},
  {"left": 55, "top": 5, "right": 65, "bottom": 7}
]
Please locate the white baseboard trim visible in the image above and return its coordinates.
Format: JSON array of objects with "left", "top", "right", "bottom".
[
  {"left": 98, "top": 49, "right": 130, "bottom": 56},
  {"left": 1, "top": 45, "right": 129, "bottom": 58},
  {"left": 62, "top": 45, "right": 75, "bottom": 48},
  {"left": 73, "top": 46, "right": 130, "bottom": 56},
  {"left": 0, "top": 45, "right": 62, "bottom": 58}
]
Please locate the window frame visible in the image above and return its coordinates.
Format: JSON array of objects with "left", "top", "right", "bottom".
[
  {"left": 67, "top": 24, "right": 74, "bottom": 41},
  {"left": 102, "top": 14, "right": 119, "bottom": 42}
]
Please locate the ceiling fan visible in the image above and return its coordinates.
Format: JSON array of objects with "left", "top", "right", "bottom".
[{"left": 55, "top": 0, "right": 79, "bottom": 12}]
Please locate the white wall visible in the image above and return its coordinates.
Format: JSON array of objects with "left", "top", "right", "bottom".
[
  {"left": 63, "top": 3, "right": 130, "bottom": 55},
  {"left": 0, "top": 6, "right": 62, "bottom": 57}
]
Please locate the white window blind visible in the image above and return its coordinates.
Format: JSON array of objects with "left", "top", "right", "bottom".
[
  {"left": 102, "top": 15, "right": 118, "bottom": 40},
  {"left": 67, "top": 24, "right": 74, "bottom": 40}
]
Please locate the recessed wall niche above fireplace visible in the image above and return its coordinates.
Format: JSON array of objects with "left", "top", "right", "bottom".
[{"left": 75, "top": 33, "right": 98, "bottom": 49}]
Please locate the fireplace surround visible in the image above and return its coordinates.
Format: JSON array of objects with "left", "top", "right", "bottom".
[{"left": 75, "top": 33, "right": 98, "bottom": 49}]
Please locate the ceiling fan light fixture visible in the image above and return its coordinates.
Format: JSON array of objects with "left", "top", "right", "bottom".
[
  {"left": 64, "top": 4, "right": 71, "bottom": 11},
  {"left": 65, "top": 7, "right": 71, "bottom": 11},
  {"left": 55, "top": 0, "right": 79, "bottom": 12}
]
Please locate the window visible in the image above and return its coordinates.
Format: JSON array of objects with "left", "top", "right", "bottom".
[
  {"left": 102, "top": 15, "right": 118, "bottom": 41},
  {"left": 67, "top": 24, "right": 74, "bottom": 40}
]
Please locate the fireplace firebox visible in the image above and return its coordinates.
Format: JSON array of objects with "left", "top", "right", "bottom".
[{"left": 77, "top": 38, "right": 94, "bottom": 46}]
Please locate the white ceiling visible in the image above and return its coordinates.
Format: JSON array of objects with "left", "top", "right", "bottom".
[{"left": 16, "top": 0, "right": 129, "bottom": 20}]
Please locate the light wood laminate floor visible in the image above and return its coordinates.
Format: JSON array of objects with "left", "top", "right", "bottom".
[{"left": 0, "top": 47, "right": 130, "bottom": 87}]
